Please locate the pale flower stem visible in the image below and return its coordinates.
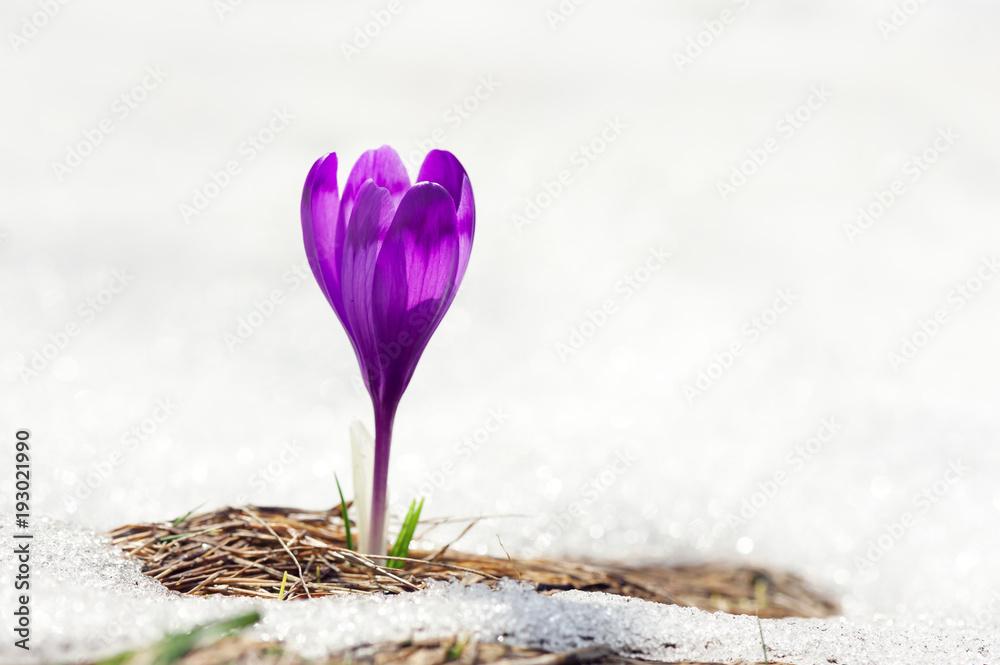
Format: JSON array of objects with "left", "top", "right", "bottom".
[{"left": 349, "top": 421, "right": 374, "bottom": 553}]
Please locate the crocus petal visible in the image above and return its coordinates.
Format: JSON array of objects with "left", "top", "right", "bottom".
[
  {"left": 340, "top": 180, "right": 396, "bottom": 389},
  {"left": 301, "top": 153, "right": 346, "bottom": 322},
  {"left": 417, "top": 150, "right": 475, "bottom": 283},
  {"left": 339, "top": 145, "right": 411, "bottom": 238},
  {"left": 416, "top": 150, "right": 466, "bottom": 208},
  {"left": 454, "top": 175, "right": 475, "bottom": 281},
  {"left": 370, "top": 182, "right": 460, "bottom": 406}
]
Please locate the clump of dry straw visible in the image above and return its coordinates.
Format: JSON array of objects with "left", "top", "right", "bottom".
[{"left": 109, "top": 504, "right": 836, "bottom": 619}]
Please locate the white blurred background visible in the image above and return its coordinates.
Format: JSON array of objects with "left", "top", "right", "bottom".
[{"left": 3, "top": 0, "right": 1000, "bottom": 628}]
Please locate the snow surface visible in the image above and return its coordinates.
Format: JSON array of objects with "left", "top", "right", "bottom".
[
  {"left": 3, "top": 518, "right": 999, "bottom": 665},
  {"left": 2, "top": 0, "right": 1000, "bottom": 663}
]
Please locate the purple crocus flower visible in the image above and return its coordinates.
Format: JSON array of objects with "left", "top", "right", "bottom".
[{"left": 301, "top": 145, "right": 474, "bottom": 553}]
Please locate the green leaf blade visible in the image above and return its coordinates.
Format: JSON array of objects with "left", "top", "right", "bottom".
[
  {"left": 388, "top": 497, "right": 424, "bottom": 569},
  {"left": 335, "top": 473, "right": 354, "bottom": 551}
]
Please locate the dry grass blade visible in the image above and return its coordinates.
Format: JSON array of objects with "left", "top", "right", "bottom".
[
  {"left": 239, "top": 506, "right": 312, "bottom": 599},
  {"left": 108, "top": 504, "right": 837, "bottom": 618},
  {"left": 496, "top": 535, "right": 521, "bottom": 582},
  {"left": 365, "top": 553, "right": 501, "bottom": 580},
  {"left": 425, "top": 516, "right": 482, "bottom": 561}
]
